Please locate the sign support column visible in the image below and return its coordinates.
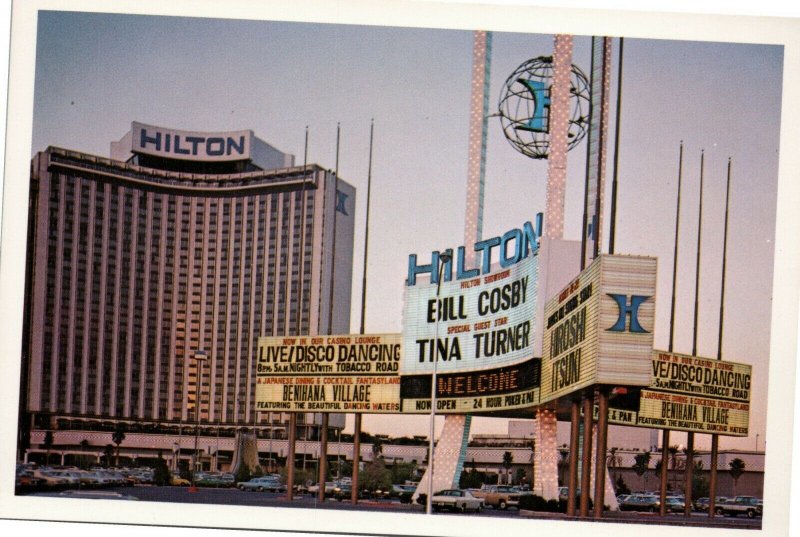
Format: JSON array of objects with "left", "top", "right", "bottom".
[
  {"left": 580, "top": 390, "right": 594, "bottom": 517},
  {"left": 593, "top": 387, "right": 609, "bottom": 518},
  {"left": 567, "top": 397, "right": 580, "bottom": 516}
]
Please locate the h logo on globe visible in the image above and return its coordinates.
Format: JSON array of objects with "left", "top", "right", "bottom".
[{"left": 516, "top": 78, "right": 550, "bottom": 133}]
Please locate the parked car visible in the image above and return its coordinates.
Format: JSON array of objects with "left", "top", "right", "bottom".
[
  {"left": 390, "top": 484, "right": 416, "bottom": 498},
  {"left": 619, "top": 494, "right": 660, "bottom": 512},
  {"left": 715, "top": 495, "right": 762, "bottom": 518},
  {"left": 332, "top": 483, "right": 352, "bottom": 501},
  {"left": 237, "top": 476, "right": 282, "bottom": 492},
  {"left": 15, "top": 469, "right": 42, "bottom": 490},
  {"left": 32, "top": 469, "right": 69, "bottom": 488},
  {"left": 192, "top": 473, "right": 233, "bottom": 488},
  {"left": 430, "top": 489, "right": 484, "bottom": 513},
  {"left": 694, "top": 497, "right": 710, "bottom": 512},
  {"left": 307, "top": 481, "right": 336, "bottom": 495},
  {"left": 471, "top": 484, "right": 522, "bottom": 510},
  {"left": 170, "top": 474, "right": 191, "bottom": 486},
  {"left": 391, "top": 484, "right": 417, "bottom": 503},
  {"left": 58, "top": 490, "right": 139, "bottom": 501},
  {"left": 82, "top": 471, "right": 114, "bottom": 487},
  {"left": 663, "top": 496, "right": 686, "bottom": 513}
]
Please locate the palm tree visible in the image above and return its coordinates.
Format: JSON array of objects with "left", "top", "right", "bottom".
[
  {"left": 728, "top": 458, "right": 746, "bottom": 496},
  {"left": 606, "top": 447, "right": 622, "bottom": 483},
  {"left": 104, "top": 444, "right": 115, "bottom": 467},
  {"left": 632, "top": 452, "right": 651, "bottom": 490},
  {"left": 654, "top": 457, "right": 666, "bottom": 492},
  {"left": 558, "top": 446, "right": 570, "bottom": 486},
  {"left": 502, "top": 451, "right": 514, "bottom": 485},
  {"left": 371, "top": 437, "right": 383, "bottom": 461},
  {"left": 79, "top": 439, "right": 90, "bottom": 469},
  {"left": 112, "top": 424, "right": 126, "bottom": 467},
  {"left": 668, "top": 445, "right": 679, "bottom": 490},
  {"left": 43, "top": 430, "right": 54, "bottom": 466}
]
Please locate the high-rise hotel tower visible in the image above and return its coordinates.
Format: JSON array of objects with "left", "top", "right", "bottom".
[{"left": 19, "top": 122, "right": 354, "bottom": 463}]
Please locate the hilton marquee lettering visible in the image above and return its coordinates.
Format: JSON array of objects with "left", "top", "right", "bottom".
[
  {"left": 407, "top": 214, "right": 543, "bottom": 286},
  {"left": 138, "top": 128, "right": 247, "bottom": 157}
]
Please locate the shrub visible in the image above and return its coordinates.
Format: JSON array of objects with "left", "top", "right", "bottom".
[{"left": 518, "top": 494, "right": 596, "bottom": 513}]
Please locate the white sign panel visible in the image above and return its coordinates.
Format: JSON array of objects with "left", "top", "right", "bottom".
[
  {"left": 401, "top": 254, "right": 538, "bottom": 375},
  {"left": 540, "top": 255, "right": 656, "bottom": 403},
  {"left": 131, "top": 121, "right": 253, "bottom": 162}
]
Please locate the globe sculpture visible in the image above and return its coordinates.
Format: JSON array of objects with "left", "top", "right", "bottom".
[{"left": 498, "top": 56, "right": 590, "bottom": 159}]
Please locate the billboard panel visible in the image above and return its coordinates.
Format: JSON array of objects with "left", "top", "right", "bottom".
[
  {"left": 650, "top": 350, "right": 752, "bottom": 403},
  {"left": 400, "top": 358, "right": 540, "bottom": 414},
  {"left": 601, "top": 352, "right": 752, "bottom": 437},
  {"left": 636, "top": 389, "right": 750, "bottom": 436},
  {"left": 255, "top": 334, "right": 401, "bottom": 413},
  {"left": 401, "top": 253, "right": 538, "bottom": 375},
  {"left": 540, "top": 255, "right": 656, "bottom": 403}
]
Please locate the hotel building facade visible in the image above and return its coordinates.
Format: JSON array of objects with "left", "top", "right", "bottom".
[{"left": 18, "top": 122, "right": 354, "bottom": 467}]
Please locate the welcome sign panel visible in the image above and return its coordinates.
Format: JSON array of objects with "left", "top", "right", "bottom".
[{"left": 400, "top": 358, "right": 541, "bottom": 414}]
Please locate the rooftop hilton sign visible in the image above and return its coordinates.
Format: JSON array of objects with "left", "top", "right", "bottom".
[
  {"left": 131, "top": 121, "right": 253, "bottom": 161},
  {"left": 540, "top": 254, "right": 657, "bottom": 403}
]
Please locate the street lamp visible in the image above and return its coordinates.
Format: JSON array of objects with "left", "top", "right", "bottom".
[
  {"left": 190, "top": 349, "right": 208, "bottom": 492},
  {"left": 426, "top": 249, "right": 452, "bottom": 515}
]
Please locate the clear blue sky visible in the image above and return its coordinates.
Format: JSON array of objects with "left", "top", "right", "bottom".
[{"left": 28, "top": 10, "right": 783, "bottom": 451}]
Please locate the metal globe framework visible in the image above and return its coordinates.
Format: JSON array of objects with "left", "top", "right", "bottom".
[{"left": 498, "top": 56, "right": 590, "bottom": 159}]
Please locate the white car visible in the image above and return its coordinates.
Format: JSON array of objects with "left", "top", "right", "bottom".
[
  {"left": 431, "top": 489, "right": 484, "bottom": 513},
  {"left": 32, "top": 469, "right": 69, "bottom": 488},
  {"left": 51, "top": 470, "right": 83, "bottom": 486},
  {"left": 307, "top": 481, "right": 336, "bottom": 495},
  {"left": 83, "top": 471, "right": 115, "bottom": 487}
]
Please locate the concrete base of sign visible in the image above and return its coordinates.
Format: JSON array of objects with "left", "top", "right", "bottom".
[
  {"left": 590, "top": 423, "right": 620, "bottom": 511},
  {"left": 230, "top": 430, "right": 259, "bottom": 475},
  {"left": 413, "top": 414, "right": 471, "bottom": 503},
  {"left": 532, "top": 409, "right": 560, "bottom": 499},
  {"left": 533, "top": 413, "right": 619, "bottom": 509}
]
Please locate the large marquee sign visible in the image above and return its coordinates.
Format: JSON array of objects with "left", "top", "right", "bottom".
[
  {"left": 398, "top": 219, "right": 541, "bottom": 414},
  {"left": 401, "top": 222, "right": 540, "bottom": 376},
  {"left": 599, "top": 351, "right": 752, "bottom": 437},
  {"left": 255, "top": 334, "right": 401, "bottom": 413},
  {"left": 540, "top": 255, "right": 657, "bottom": 403}
]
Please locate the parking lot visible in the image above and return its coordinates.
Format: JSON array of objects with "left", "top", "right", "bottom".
[{"left": 25, "top": 485, "right": 762, "bottom": 529}]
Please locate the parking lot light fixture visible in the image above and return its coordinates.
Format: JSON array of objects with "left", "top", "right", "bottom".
[
  {"left": 426, "top": 249, "right": 452, "bottom": 515},
  {"left": 189, "top": 349, "right": 208, "bottom": 492}
]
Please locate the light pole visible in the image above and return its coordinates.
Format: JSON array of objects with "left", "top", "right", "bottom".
[
  {"left": 336, "top": 427, "right": 341, "bottom": 479},
  {"left": 190, "top": 349, "right": 208, "bottom": 492},
  {"left": 426, "top": 250, "right": 452, "bottom": 515}
]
